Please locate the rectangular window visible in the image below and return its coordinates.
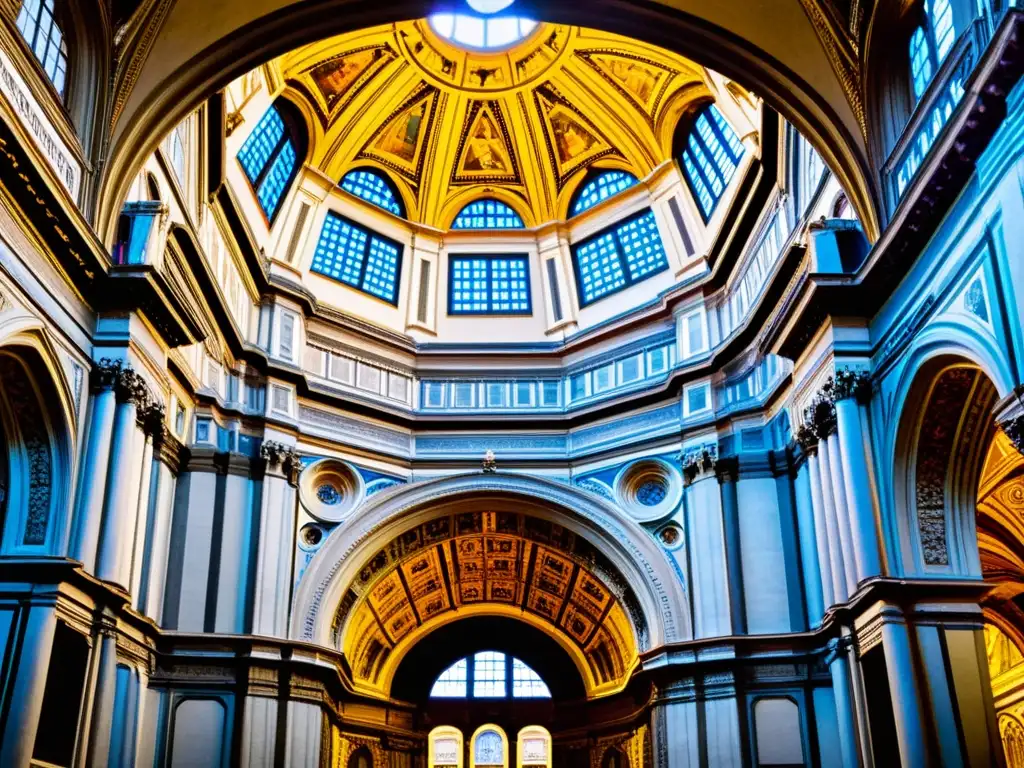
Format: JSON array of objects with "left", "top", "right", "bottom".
[
  {"left": 473, "top": 651, "right": 507, "bottom": 698},
  {"left": 540, "top": 380, "right": 560, "bottom": 407},
  {"left": 570, "top": 373, "right": 587, "bottom": 401},
  {"left": 515, "top": 381, "right": 533, "bottom": 406},
  {"left": 311, "top": 212, "right": 402, "bottom": 304},
  {"left": 572, "top": 209, "right": 669, "bottom": 306},
  {"left": 449, "top": 255, "right": 531, "bottom": 315}
]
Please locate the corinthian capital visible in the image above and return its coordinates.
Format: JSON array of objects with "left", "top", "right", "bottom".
[
  {"left": 680, "top": 442, "right": 718, "bottom": 483},
  {"left": 261, "top": 440, "right": 301, "bottom": 484}
]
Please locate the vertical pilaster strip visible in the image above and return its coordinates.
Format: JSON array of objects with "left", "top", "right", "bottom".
[
  {"left": 86, "top": 625, "right": 119, "bottom": 768},
  {"left": 825, "top": 434, "right": 858, "bottom": 597},
  {"left": 815, "top": 440, "right": 848, "bottom": 604},
  {"left": 71, "top": 384, "right": 117, "bottom": 571},
  {"left": 826, "top": 637, "right": 861, "bottom": 768},
  {"left": 881, "top": 613, "right": 931, "bottom": 764},
  {"left": 682, "top": 444, "right": 731, "bottom": 639},
  {"left": 96, "top": 397, "right": 140, "bottom": 586},
  {"left": 791, "top": 443, "right": 825, "bottom": 624},
  {"left": 805, "top": 446, "right": 835, "bottom": 611},
  {"left": 253, "top": 441, "right": 300, "bottom": 637},
  {"left": 717, "top": 459, "right": 746, "bottom": 635}
]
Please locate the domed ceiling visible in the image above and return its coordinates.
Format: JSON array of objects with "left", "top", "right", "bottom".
[{"left": 277, "top": 19, "right": 711, "bottom": 227}]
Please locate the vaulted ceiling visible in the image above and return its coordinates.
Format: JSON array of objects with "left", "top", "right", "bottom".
[
  {"left": 334, "top": 509, "right": 641, "bottom": 699},
  {"left": 276, "top": 21, "right": 710, "bottom": 226}
]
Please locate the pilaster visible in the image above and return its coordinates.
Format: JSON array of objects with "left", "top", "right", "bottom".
[
  {"left": 0, "top": 601, "right": 57, "bottom": 767},
  {"left": 252, "top": 440, "right": 300, "bottom": 637}
]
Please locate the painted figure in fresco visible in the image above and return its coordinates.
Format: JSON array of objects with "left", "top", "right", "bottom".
[
  {"left": 463, "top": 115, "right": 508, "bottom": 172},
  {"left": 605, "top": 58, "right": 657, "bottom": 102},
  {"left": 551, "top": 111, "right": 597, "bottom": 165},
  {"left": 376, "top": 100, "right": 426, "bottom": 161},
  {"left": 312, "top": 50, "right": 375, "bottom": 108}
]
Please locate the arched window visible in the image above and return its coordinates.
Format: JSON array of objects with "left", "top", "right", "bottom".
[
  {"left": 237, "top": 100, "right": 306, "bottom": 224},
  {"left": 347, "top": 747, "right": 373, "bottom": 768},
  {"left": 168, "top": 124, "right": 187, "bottom": 186},
  {"left": 452, "top": 199, "right": 524, "bottom": 229},
  {"left": 341, "top": 169, "right": 404, "bottom": 217},
  {"left": 430, "top": 652, "right": 551, "bottom": 699},
  {"left": 679, "top": 104, "right": 745, "bottom": 221},
  {"left": 16, "top": 0, "right": 68, "bottom": 97},
  {"left": 909, "top": 0, "right": 955, "bottom": 101},
  {"left": 571, "top": 170, "right": 638, "bottom": 215}
]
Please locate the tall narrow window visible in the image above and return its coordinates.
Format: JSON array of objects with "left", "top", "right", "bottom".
[
  {"left": 237, "top": 101, "right": 306, "bottom": 224},
  {"left": 679, "top": 104, "right": 745, "bottom": 220},
  {"left": 570, "top": 170, "right": 638, "bottom": 215},
  {"left": 452, "top": 199, "right": 524, "bottom": 229},
  {"left": 909, "top": 0, "right": 956, "bottom": 102},
  {"left": 449, "top": 255, "right": 531, "bottom": 315},
  {"left": 571, "top": 209, "right": 669, "bottom": 306},
  {"left": 16, "top": 0, "right": 68, "bottom": 96},
  {"left": 341, "top": 169, "right": 404, "bottom": 217}
]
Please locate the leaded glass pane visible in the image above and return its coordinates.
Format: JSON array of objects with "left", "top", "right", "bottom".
[
  {"left": 450, "top": 256, "right": 530, "bottom": 314},
  {"left": 238, "top": 107, "right": 286, "bottom": 184},
  {"left": 473, "top": 652, "right": 506, "bottom": 698},
  {"left": 618, "top": 210, "right": 668, "bottom": 282},
  {"left": 16, "top": 0, "right": 67, "bottom": 96},
  {"left": 430, "top": 659, "right": 468, "bottom": 697},
  {"left": 257, "top": 139, "right": 296, "bottom": 220},
  {"left": 311, "top": 212, "right": 401, "bottom": 303},
  {"left": 311, "top": 213, "right": 368, "bottom": 288},
  {"left": 571, "top": 171, "right": 638, "bottom": 215},
  {"left": 452, "top": 199, "right": 524, "bottom": 229},
  {"left": 341, "top": 170, "right": 403, "bottom": 216},
  {"left": 576, "top": 232, "right": 626, "bottom": 304},
  {"left": 932, "top": 0, "right": 955, "bottom": 61},
  {"left": 511, "top": 658, "right": 552, "bottom": 697},
  {"left": 910, "top": 27, "right": 932, "bottom": 100},
  {"left": 680, "top": 105, "right": 744, "bottom": 220}
]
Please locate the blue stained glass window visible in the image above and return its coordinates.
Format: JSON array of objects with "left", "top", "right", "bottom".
[
  {"left": 572, "top": 209, "right": 668, "bottom": 306},
  {"left": 311, "top": 212, "right": 402, "bottom": 304},
  {"left": 237, "top": 103, "right": 302, "bottom": 223},
  {"left": 450, "top": 255, "right": 531, "bottom": 314},
  {"left": 910, "top": 0, "right": 956, "bottom": 103},
  {"left": 341, "top": 169, "right": 403, "bottom": 216},
  {"left": 932, "top": 0, "right": 955, "bottom": 61},
  {"left": 452, "top": 199, "right": 524, "bottom": 229},
  {"left": 679, "top": 104, "right": 745, "bottom": 220},
  {"left": 571, "top": 171, "right": 638, "bottom": 215}
]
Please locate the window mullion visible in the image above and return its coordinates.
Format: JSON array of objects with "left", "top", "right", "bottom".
[
  {"left": 613, "top": 228, "right": 632, "bottom": 288},
  {"left": 692, "top": 130, "right": 722, "bottom": 192},
  {"left": 486, "top": 259, "right": 495, "bottom": 313},
  {"left": 468, "top": 654, "right": 476, "bottom": 699},
  {"left": 254, "top": 134, "right": 288, "bottom": 190},
  {"left": 709, "top": 111, "right": 742, "bottom": 165},
  {"left": 357, "top": 235, "right": 372, "bottom": 290},
  {"left": 506, "top": 653, "right": 513, "bottom": 699}
]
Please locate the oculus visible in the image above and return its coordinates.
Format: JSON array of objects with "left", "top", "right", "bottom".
[{"left": 299, "top": 458, "right": 366, "bottom": 522}]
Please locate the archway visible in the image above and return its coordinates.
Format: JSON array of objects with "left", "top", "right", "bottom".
[
  {"left": 96, "top": 0, "right": 880, "bottom": 248},
  {"left": 291, "top": 473, "right": 689, "bottom": 699},
  {"left": 891, "top": 352, "right": 1024, "bottom": 763}
]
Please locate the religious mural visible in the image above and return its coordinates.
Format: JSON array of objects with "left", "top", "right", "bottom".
[
  {"left": 452, "top": 101, "right": 521, "bottom": 185},
  {"left": 577, "top": 50, "right": 680, "bottom": 126},
  {"left": 535, "top": 86, "right": 618, "bottom": 187},
  {"left": 300, "top": 44, "right": 395, "bottom": 120},
  {"left": 358, "top": 86, "right": 439, "bottom": 184}
]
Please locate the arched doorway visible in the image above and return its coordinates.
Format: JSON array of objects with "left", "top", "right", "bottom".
[{"left": 892, "top": 353, "right": 1023, "bottom": 763}]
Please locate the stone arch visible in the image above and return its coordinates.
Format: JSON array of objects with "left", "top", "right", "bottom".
[
  {"left": 94, "top": 0, "right": 880, "bottom": 250},
  {"left": 0, "top": 327, "right": 75, "bottom": 557},
  {"left": 290, "top": 473, "right": 689, "bottom": 696}
]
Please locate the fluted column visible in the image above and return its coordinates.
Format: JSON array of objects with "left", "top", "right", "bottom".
[
  {"left": 96, "top": 390, "right": 141, "bottom": 586},
  {"left": 651, "top": 680, "right": 701, "bottom": 768},
  {"left": 0, "top": 603, "right": 57, "bottom": 767},
  {"left": 792, "top": 436, "right": 825, "bottom": 624},
  {"left": 72, "top": 366, "right": 119, "bottom": 571},
  {"left": 815, "top": 437, "right": 849, "bottom": 604},
  {"left": 681, "top": 444, "right": 732, "bottom": 638},
  {"left": 825, "top": 434, "right": 858, "bottom": 597},
  {"left": 127, "top": 408, "right": 161, "bottom": 599},
  {"left": 881, "top": 611, "right": 931, "bottom": 765},
  {"left": 252, "top": 441, "right": 300, "bottom": 637},
  {"left": 800, "top": 433, "right": 835, "bottom": 612},
  {"left": 834, "top": 371, "right": 883, "bottom": 582},
  {"left": 86, "top": 621, "right": 119, "bottom": 768},
  {"left": 136, "top": 429, "right": 181, "bottom": 621},
  {"left": 825, "top": 636, "right": 863, "bottom": 768}
]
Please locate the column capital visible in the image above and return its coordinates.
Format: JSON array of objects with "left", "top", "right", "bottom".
[
  {"left": 832, "top": 368, "right": 873, "bottom": 405},
  {"left": 796, "top": 423, "right": 819, "bottom": 456},
  {"left": 261, "top": 440, "right": 301, "bottom": 485},
  {"left": 90, "top": 358, "right": 158, "bottom": 410},
  {"left": 680, "top": 442, "right": 718, "bottom": 484},
  {"left": 137, "top": 402, "right": 166, "bottom": 437},
  {"left": 804, "top": 393, "right": 837, "bottom": 440},
  {"left": 715, "top": 456, "right": 739, "bottom": 484}
]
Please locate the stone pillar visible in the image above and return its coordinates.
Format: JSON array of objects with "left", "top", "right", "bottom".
[
  {"left": 94, "top": 363, "right": 159, "bottom": 589},
  {"left": 0, "top": 603, "right": 57, "bottom": 767},
  {"left": 793, "top": 434, "right": 826, "bottom": 623},
  {"left": 127, "top": 409, "right": 161, "bottom": 600},
  {"left": 284, "top": 701, "right": 323, "bottom": 768},
  {"left": 716, "top": 459, "right": 746, "bottom": 635},
  {"left": 825, "top": 434, "right": 858, "bottom": 598},
  {"left": 801, "top": 436, "right": 835, "bottom": 612},
  {"left": 252, "top": 441, "right": 300, "bottom": 637},
  {"left": 703, "top": 674, "right": 743, "bottom": 768},
  {"left": 651, "top": 680, "right": 701, "bottom": 768},
  {"left": 834, "top": 390, "right": 883, "bottom": 582},
  {"left": 86, "top": 622, "right": 119, "bottom": 768},
  {"left": 682, "top": 444, "right": 732, "bottom": 638},
  {"left": 825, "top": 637, "right": 861, "bottom": 768},
  {"left": 136, "top": 429, "right": 181, "bottom": 620},
  {"left": 241, "top": 695, "right": 279, "bottom": 768},
  {"left": 71, "top": 367, "right": 119, "bottom": 571},
  {"left": 880, "top": 611, "right": 931, "bottom": 765},
  {"left": 814, "top": 438, "right": 849, "bottom": 604}
]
